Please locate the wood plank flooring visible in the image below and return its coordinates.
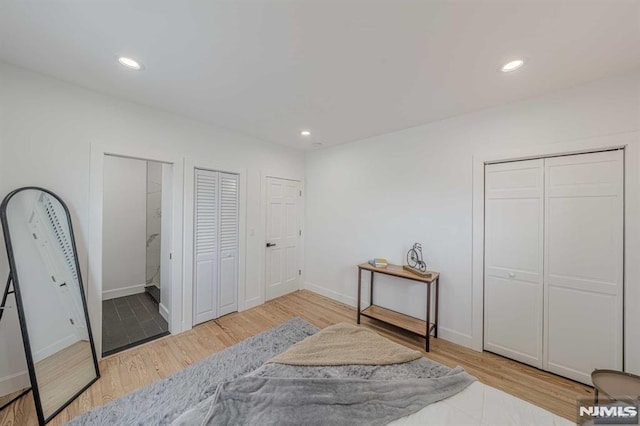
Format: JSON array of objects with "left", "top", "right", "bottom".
[
  {"left": 34, "top": 341, "right": 97, "bottom": 420},
  {"left": 0, "top": 290, "right": 591, "bottom": 425}
]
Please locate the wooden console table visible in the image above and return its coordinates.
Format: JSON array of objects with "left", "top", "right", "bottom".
[{"left": 356, "top": 263, "right": 440, "bottom": 351}]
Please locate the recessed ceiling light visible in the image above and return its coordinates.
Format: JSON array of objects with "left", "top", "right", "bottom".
[
  {"left": 118, "top": 56, "right": 142, "bottom": 70},
  {"left": 300, "top": 130, "right": 311, "bottom": 136},
  {"left": 500, "top": 59, "right": 525, "bottom": 73}
]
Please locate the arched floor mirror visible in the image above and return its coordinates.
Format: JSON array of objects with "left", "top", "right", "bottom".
[{"left": 0, "top": 187, "right": 99, "bottom": 425}]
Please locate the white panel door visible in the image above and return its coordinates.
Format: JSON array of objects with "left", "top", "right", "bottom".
[
  {"left": 265, "top": 177, "right": 301, "bottom": 300},
  {"left": 484, "top": 159, "right": 544, "bottom": 368},
  {"left": 218, "top": 173, "right": 239, "bottom": 317},
  {"left": 193, "top": 169, "right": 218, "bottom": 325},
  {"left": 544, "top": 150, "right": 623, "bottom": 384}
]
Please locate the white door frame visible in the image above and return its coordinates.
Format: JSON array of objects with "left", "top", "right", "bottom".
[
  {"left": 88, "top": 143, "right": 184, "bottom": 358},
  {"left": 260, "top": 169, "right": 304, "bottom": 306},
  {"left": 182, "top": 157, "right": 247, "bottom": 331},
  {"left": 471, "top": 131, "right": 640, "bottom": 375}
]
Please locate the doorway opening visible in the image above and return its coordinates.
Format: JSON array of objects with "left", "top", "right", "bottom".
[{"left": 101, "top": 155, "right": 171, "bottom": 356}]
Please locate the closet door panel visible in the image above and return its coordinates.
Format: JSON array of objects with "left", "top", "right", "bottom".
[
  {"left": 544, "top": 150, "right": 623, "bottom": 384},
  {"left": 484, "top": 159, "right": 544, "bottom": 368},
  {"left": 194, "top": 258, "right": 216, "bottom": 321},
  {"left": 486, "top": 198, "right": 542, "bottom": 275},
  {"left": 485, "top": 276, "right": 541, "bottom": 361},
  {"left": 547, "top": 287, "right": 618, "bottom": 378},
  {"left": 218, "top": 173, "right": 239, "bottom": 317},
  {"left": 193, "top": 169, "right": 219, "bottom": 325},
  {"left": 546, "top": 196, "right": 620, "bottom": 283}
]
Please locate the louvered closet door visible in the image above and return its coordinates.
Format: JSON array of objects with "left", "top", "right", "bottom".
[
  {"left": 218, "top": 173, "right": 239, "bottom": 316},
  {"left": 544, "top": 150, "right": 623, "bottom": 384},
  {"left": 194, "top": 169, "right": 218, "bottom": 325},
  {"left": 484, "top": 159, "right": 544, "bottom": 368}
]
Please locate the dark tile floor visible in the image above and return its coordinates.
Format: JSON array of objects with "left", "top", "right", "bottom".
[{"left": 102, "top": 293, "right": 169, "bottom": 356}]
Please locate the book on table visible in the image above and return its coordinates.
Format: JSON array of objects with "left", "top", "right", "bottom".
[{"left": 369, "top": 258, "right": 388, "bottom": 268}]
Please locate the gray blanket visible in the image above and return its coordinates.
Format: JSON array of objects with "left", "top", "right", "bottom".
[
  {"left": 67, "top": 318, "right": 318, "bottom": 426},
  {"left": 172, "top": 358, "right": 476, "bottom": 426}
]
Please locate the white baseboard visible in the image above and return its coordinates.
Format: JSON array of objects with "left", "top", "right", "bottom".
[
  {"left": 304, "top": 281, "right": 476, "bottom": 351},
  {"left": 159, "top": 303, "right": 169, "bottom": 322},
  {"left": 436, "top": 326, "right": 475, "bottom": 350},
  {"left": 102, "top": 284, "right": 146, "bottom": 300},
  {"left": 0, "top": 370, "right": 30, "bottom": 397},
  {"left": 242, "top": 296, "right": 263, "bottom": 311},
  {"left": 33, "top": 334, "right": 78, "bottom": 363},
  {"left": 304, "top": 281, "right": 356, "bottom": 307}
]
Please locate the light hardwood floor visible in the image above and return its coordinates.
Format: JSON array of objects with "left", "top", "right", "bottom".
[
  {"left": 0, "top": 290, "right": 591, "bottom": 425},
  {"left": 35, "top": 341, "right": 97, "bottom": 420}
]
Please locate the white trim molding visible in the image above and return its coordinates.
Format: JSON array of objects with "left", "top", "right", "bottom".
[
  {"left": 33, "top": 335, "right": 78, "bottom": 363},
  {"left": 304, "top": 281, "right": 356, "bottom": 307},
  {"left": 182, "top": 157, "right": 247, "bottom": 331},
  {"left": 89, "top": 143, "right": 184, "bottom": 358},
  {"left": 301, "top": 281, "right": 475, "bottom": 348},
  {"left": 471, "top": 132, "right": 640, "bottom": 377},
  {"left": 436, "top": 327, "right": 474, "bottom": 349},
  {"left": 159, "top": 303, "right": 170, "bottom": 323},
  {"left": 0, "top": 371, "right": 30, "bottom": 397},
  {"left": 101, "top": 283, "right": 146, "bottom": 300}
]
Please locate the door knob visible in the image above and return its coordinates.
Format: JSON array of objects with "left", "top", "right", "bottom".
[{"left": 266, "top": 242, "right": 276, "bottom": 247}]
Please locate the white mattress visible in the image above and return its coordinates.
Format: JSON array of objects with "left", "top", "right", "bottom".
[{"left": 389, "top": 381, "right": 574, "bottom": 426}]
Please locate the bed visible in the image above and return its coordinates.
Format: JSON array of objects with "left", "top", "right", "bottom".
[{"left": 68, "top": 318, "right": 573, "bottom": 425}]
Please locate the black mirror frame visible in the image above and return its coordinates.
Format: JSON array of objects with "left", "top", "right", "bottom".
[{"left": 0, "top": 187, "right": 100, "bottom": 425}]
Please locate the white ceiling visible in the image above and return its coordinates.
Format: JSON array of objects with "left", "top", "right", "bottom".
[{"left": 0, "top": 0, "right": 638, "bottom": 150}]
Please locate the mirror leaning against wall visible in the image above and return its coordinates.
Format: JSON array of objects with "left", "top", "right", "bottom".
[{"left": 0, "top": 187, "right": 99, "bottom": 425}]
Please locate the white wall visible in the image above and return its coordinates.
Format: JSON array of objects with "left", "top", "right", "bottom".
[
  {"left": 0, "top": 61, "right": 304, "bottom": 394},
  {"left": 305, "top": 70, "right": 640, "bottom": 370},
  {"left": 102, "top": 155, "right": 147, "bottom": 299},
  {"left": 0, "top": 65, "right": 30, "bottom": 396}
]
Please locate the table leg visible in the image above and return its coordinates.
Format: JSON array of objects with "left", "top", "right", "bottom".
[
  {"left": 434, "top": 277, "right": 439, "bottom": 338},
  {"left": 357, "top": 268, "right": 362, "bottom": 324},
  {"left": 426, "top": 282, "right": 431, "bottom": 352},
  {"left": 370, "top": 271, "right": 374, "bottom": 307}
]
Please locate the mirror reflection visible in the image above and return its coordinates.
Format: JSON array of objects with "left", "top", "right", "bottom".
[{"left": 3, "top": 189, "right": 98, "bottom": 421}]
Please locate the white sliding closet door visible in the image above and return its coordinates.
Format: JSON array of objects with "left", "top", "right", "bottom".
[
  {"left": 544, "top": 150, "right": 623, "bottom": 384},
  {"left": 194, "top": 169, "right": 218, "bottom": 325},
  {"left": 484, "top": 159, "right": 544, "bottom": 368},
  {"left": 218, "top": 173, "right": 239, "bottom": 317}
]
